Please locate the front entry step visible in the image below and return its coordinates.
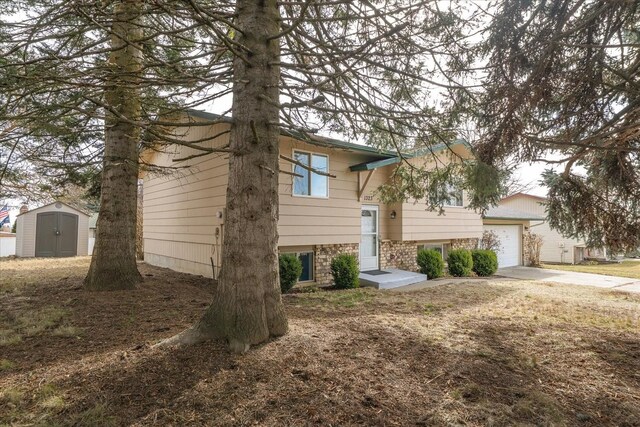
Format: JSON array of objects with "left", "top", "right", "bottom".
[{"left": 359, "top": 268, "right": 427, "bottom": 290}]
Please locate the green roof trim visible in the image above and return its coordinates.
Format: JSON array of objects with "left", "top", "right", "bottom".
[
  {"left": 186, "top": 109, "right": 394, "bottom": 159},
  {"left": 184, "top": 109, "right": 472, "bottom": 171},
  {"left": 484, "top": 216, "right": 543, "bottom": 221},
  {"left": 349, "top": 156, "right": 405, "bottom": 171},
  {"left": 348, "top": 139, "right": 472, "bottom": 172}
]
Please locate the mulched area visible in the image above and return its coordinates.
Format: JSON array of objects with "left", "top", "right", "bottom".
[{"left": 1, "top": 257, "right": 639, "bottom": 426}]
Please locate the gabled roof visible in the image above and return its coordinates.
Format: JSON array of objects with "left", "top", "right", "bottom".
[
  {"left": 501, "top": 192, "right": 547, "bottom": 203},
  {"left": 16, "top": 201, "right": 90, "bottom": 218},
  {"left": 348, "top": 139, "right": 472, "bottom": 172},
  {"left": 174, "top": 110, "right": 472, "bottom": 172},
  {"left": 484, "top": 205, "right": 545, "bottom": 221},
  {"left": 186, "top": 109, "right": 395, "bottom": 159}
]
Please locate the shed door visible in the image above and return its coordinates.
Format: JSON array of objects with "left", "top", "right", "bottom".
[
  {"left": 35, "top": 213, "right": 57, "bottom": 257},
  {"left": 35, "top": 212, "right": 78, "bottom": 257},
  {"left": 57, "top": 213, "right": 78, "bottom": 257}
]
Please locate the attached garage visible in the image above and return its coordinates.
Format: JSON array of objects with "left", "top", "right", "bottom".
[
  {"left": 483, "top": 224, "right": 522, "bottom": 267},
  {"left": 15, "top": 201, "right": 89, "bottom": 257},
  {"left": 483, "top": 206, "right": 545, "bottom": 268}
]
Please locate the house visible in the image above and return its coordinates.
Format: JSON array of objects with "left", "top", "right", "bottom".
[
  {"left": 496, "top": 192, "right": 598, "bottom": 264},
  {"left": 15, "top": 201, "right": 90, "bottom": 257},
  {"left": 142, "top": 110, "right": 484, "bottom": 285}
]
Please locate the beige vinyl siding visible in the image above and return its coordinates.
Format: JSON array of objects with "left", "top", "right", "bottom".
[
  {"left": 499, "top": 195, "right": 546, "bottom": 214},
  {"left": 399, "top": 151, "right": 482, "bottom": 241},
  {"left": 143, "top": 120, "right": 229, "bottom": 277},
  {"left": 143, "top": 123, "right": 393, "bottom": 276},
  {"left": 143, "top": 119, "right": 483, "bottom": 276},
  {"left": 16, "top": 214, "right": 26, "bottom": 257},
  {"left": 401, "top": 203, "right": 483, "bottom": 241},
  {"left": 500, "top": 195, "right": 585, "bottom": 263},
  {"left": 276, "top": 136, "right": 395, "bottom": 246},
  {"left": 15, "top": 203, "right": 89, "bottom": 257}
]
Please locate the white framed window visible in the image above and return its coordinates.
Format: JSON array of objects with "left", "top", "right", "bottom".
[
  {"left": 444, "top": 183, "right": 464, "bottom": 207},
  {"left": 418, "top": 243, "right": 451, "bottom": 259},
  {"left": 292, "top": 150, "right": 328, "bottom": 198},
  {"left": 285, "top": 251, "right": 314, "bottom": 282}
]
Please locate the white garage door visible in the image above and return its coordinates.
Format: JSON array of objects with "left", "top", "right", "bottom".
[{"left": 483, "top": 225, "right": 521, "bottom": 268}]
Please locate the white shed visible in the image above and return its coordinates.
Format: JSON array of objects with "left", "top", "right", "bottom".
[{"left": 15, "top": 201, "right": 90, "bottom": 257}]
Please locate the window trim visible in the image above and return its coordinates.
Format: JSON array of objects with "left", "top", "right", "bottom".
[
  {"left": 419, "top": 243, "right": 444, "bottom": 255},
  {"left": 291, "top": 149, "right": 330, "bottom": 199},
  {"left": 443, "top": 184, "right": 464, "bottom": 208},
  {"left": 418, "top": 242, "right": 452, "bottom": 260}
]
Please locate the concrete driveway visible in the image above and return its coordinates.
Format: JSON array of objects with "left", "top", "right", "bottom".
[{"left": 498, "top": 266, "right": 640, "bottom": 293}]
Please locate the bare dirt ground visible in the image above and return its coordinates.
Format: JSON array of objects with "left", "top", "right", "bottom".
[{"left": 1, "top": 257, "right": 639, "bottom": 426}]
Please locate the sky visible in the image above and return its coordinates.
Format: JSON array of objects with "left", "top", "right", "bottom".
[
  {"left": 0, "top": 0, "right": 555, "bottom": 224},
  {"left": 510, "top": 162, "right": 554, "bottom": 197}
]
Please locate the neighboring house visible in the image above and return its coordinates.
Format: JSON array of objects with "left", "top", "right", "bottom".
[
  {"left": 88, "top": 212, "right": 98, "bottom": 255},
  {"left": 142, "top": 110, "right": 483, "bottom": 285},
  {"left": 497, "top": 193, "right": 596, "bottom": 264},
  {"left": 15, "top": 201, "right": 90, "bottom": 257},
  {"left": 89, "top": 213, "right": 98, "bottom": 239},
  {"left": 482, "top": 206, "right": 545, "bottom": 267}
]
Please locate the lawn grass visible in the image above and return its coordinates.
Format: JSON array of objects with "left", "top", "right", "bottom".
[
  {"left": 0, "top": 256, "right": 91, "bottom": 293},
  {"left": 542, "top": 260, "right": 640, "bottom": 280},
  {"left": 1, "top": 257, "right": 639, "bottom": 426}
]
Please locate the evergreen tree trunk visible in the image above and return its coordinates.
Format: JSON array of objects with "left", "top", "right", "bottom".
[
  {"left": 165, "top": 0, "right": 287, "bottom": 352},
  {"left": 85, "top": 0, "right": 143, "bottom": 290}
]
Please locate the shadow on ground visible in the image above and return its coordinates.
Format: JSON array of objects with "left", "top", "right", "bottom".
[{"left": 1, "top": 260, "right": 639, "bottom": 426}]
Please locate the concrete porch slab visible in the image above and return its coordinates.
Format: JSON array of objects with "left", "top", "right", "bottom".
[{"left": 359, "top": 268, "right": 427, "bottom": 290}]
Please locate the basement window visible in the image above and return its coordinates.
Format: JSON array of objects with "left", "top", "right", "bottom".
[
  {"left": 284, "top": 251, "right": 315, "bottom": 282},
  {"left": 418, "top": 243, "right": 451, "bottom": 259}
]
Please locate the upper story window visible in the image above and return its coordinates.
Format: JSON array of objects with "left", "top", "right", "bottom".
[
  {"left": 293, "top": 150, "right": 328, "bottom": 197},
  {"left": 444, "top": 183, "right": 464, "bottom": 207}
]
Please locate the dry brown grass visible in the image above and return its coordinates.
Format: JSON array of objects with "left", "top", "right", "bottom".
[
  {"left": 1, "top": 258, "right": 639, "bottom": 426},
  {"left": 542, "top": 260, "right": 640, "bottom": 280},
  {"left": 0, "top": 256, "right": 91, "bottom": 292}
]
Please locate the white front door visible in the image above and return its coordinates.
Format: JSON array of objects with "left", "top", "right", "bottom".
[{"left": 360, "top": 205, "right": 379, "bottom": 271}]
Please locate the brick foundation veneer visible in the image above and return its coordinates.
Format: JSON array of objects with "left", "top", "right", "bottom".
[
  {"left": 450, "top": 238, "right": 479, "bottom": 250},
  {"left": 380, "top": 240, "right": 419, "bottom": 272},
  {"left": 315, "top": 243, "right": 359, "bottom": 286}
]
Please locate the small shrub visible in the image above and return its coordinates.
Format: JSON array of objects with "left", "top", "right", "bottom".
[
  {"left": 480, "top": 230, "right": 501, "bottom": 253},
  {"left": 417, "top": 249, "right": 444, "bottom": 278},
  {"left": 471, "top": 249, "right": 498, "bottom": 276},
  {"left": 279, "top": 254, "right": 303, "bottom": 294},
  {"left": 524, "top": 231, "right": 543, "bottom": 266},
  {"left": 331, "top": 254, "right": 359, "bottom": 289},
  {"left": 447, "top": 249, "right": 473, "bottom": 277}
]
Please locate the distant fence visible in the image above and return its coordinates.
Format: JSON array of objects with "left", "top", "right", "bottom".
[
  {"left": 0, "top": 235, "right": 95, "bottom": 257},
  {"left": 0, "top": 234, "right": 16, "bottom": 257}
]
